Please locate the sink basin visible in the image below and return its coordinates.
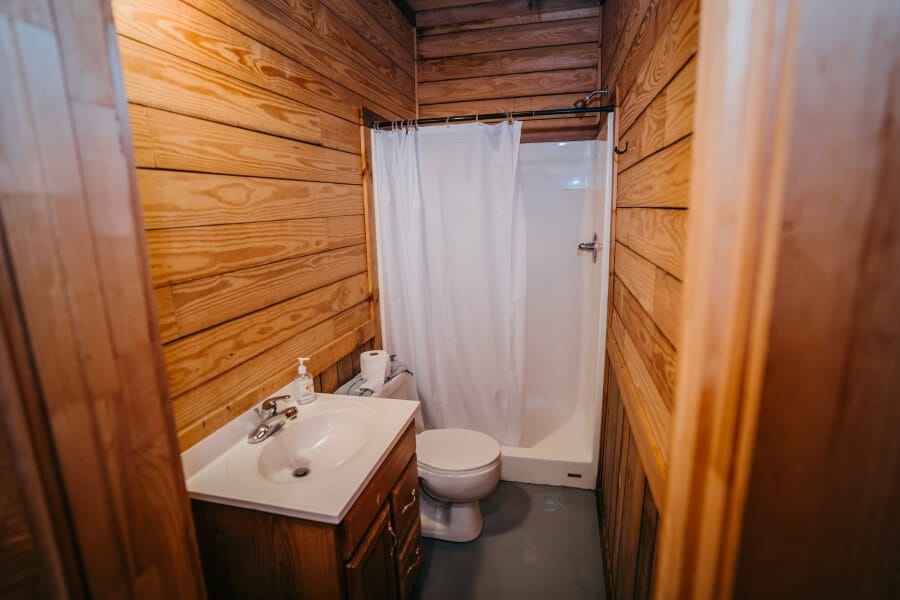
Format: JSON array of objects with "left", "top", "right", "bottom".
[
  {"left": 235, "top": 401, "right": 374, "bottom": 484},
  {"left": 182, "top": 393, "right": 419, "bottom": 524}
]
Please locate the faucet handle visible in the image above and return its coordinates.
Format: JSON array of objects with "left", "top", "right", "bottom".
[{"left": 260, "top": 394, "right": 291, "bottom": 417}]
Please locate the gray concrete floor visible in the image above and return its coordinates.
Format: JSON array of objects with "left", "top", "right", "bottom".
[{"left": 411, "top": 482, "right": 607, "bottom": 600}]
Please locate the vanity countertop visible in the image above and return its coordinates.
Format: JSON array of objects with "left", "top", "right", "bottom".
[{"left": 181, "top": 392, "right": 419, "bottom": 524}]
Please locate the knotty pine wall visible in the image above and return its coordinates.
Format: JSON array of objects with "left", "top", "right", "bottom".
[
  {"left": 597, "top": 0, "right": 698, "bottom": 597},
  {"left": 414, "top": 0, "right": 604, "bottom": 142},
  {"left": 112, "top": 0, "right": 415, "bottom": 449}
]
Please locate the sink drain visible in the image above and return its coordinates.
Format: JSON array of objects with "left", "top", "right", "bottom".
[{"left": 292, "top": 467, "right": 311, "bottom": 478}]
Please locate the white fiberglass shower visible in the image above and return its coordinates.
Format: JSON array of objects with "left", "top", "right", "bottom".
[
  {"left": 373, "top": 114, "right": 613, "bottom": 490},
  {"left": 501, "top": 120, "right": 613, "bottom": 489}
]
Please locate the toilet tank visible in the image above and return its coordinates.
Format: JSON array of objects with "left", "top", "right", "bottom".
[
  {"left": 335, "top": 358, "right": 419, "bottom": 401},
  {"left": 380, "top": 370, "right": 418, "bottom": 401}
]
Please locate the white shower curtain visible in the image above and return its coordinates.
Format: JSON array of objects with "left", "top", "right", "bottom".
[{"left": 372, "top": 122, "right": 526, "bottom": 446}]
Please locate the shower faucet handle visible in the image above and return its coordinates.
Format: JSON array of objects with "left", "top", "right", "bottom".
[{"left": 578, "top": 233, "right": 602, "bottom": 264}]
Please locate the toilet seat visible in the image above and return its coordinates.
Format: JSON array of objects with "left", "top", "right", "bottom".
[
  {"left": 416, "top": 428, "right": 501, "bottom": 473},
  {"left": 417, "top": 458, "right": 500, "bottom": 478}
]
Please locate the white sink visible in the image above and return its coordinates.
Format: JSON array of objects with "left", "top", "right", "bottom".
[
  {"left": 182, "top": 393, "right": 418, "bottom": 524},
  {"left": 233, "top": 400, "right": 374, "bottom": 484}
]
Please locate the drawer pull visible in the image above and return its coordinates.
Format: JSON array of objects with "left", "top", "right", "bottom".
[
  {"left": 387, "top": 521, "right": 397, "bottom": 557},
  {"left": 405, "top": 545, "right": 421, "bottom": 577},
  {"left": 400, "top": 488, "right": 417, "bottom": 514}
]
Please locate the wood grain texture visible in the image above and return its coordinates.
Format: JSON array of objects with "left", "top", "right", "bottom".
[
  {"left": 730, "top": 2, "right": 900, "bottom": 598},
  {"left": 164, "top": 274, "right": 369, "bottom": 396},
  {"left": 598, "top": 369, "right": 660, "bottom": 600},
  {"left": 157, "top": 244, "right": 367, "bottom": 342},
  {"left": 419, "top": 67, "right": 598, "bottom": 104},
  {"left": 618, "top": 57, "right": 695, "bottom": 172},
  {"left": 180, "top": 0, "right": 415, "bottom": 116},
  {"left": 130, "top": 105, "right": 361, "bottom": 184},
  {"left": 119, "top": 35, "right": 325, "bottom": 146},
  {"left": 192, "top": 500, "right": 344, "bottom": 600},
  {"left": 116, "top": 0, "right": 412, "bottom": 449},
  {"left": 613, "top": 277, "right": 677, "bottom": 407},
  {"left": 614, "top": 245, "right": 682, "bottom": 347},
  {"left": 174, "top": 309, "right": 374, "bottom": 448},
  {"left": 634, "top": 481, "right": 659, "bottom": 600},
  {"left": 607, "top": 319, "right": 669, "bottom": 510},
  {"left": 599, "top": 15, "right": 697, "bottom": 592},
  {"left": 618, "top": 135, "right": 693, "bottom": 208},
  {"left": 147, "top": 215, "right": 365, "bottom": 286},
  {"left": 341, "top": 424, "right": 416, "bottom": 559},
  {"left": 322, "top": 0, "right": 413, "bottom": 75},
  {"left": 113, "top": 0, "right": 360, "bottom": 122},
  {"left": 418, "top": 43, "right": 597, "bottom": 82},
  {"left": 417, "top": 0, "right": 598, "bottom": 30},
  {"left": 0, "top": 0, "right": 205, "bottom": 595},
  {"left": 618, "top": 0, "right": 698, "bottom": 134},
  {"left": 416, "top": 3, "right": 601, "bottom": 141},
  {"left": 617, "top": 208, "right": 687, "bottom": 279},
  {"left": 418, "top": 17, "right": 599, "bottom": 59},
  {"left": 657, "top": 1, "right": 900, "bottom": 598},
  {"left": 139, "top": 170, "right": 363, "bottom": 230}
]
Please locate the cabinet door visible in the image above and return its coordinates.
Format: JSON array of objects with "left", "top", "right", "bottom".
[{"left": 346, "top": 504, "right": 399, "bottom": 600}]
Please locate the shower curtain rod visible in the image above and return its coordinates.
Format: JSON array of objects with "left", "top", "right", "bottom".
[{"left": 369, "top": 105, "right": 614, "bottom": 129}]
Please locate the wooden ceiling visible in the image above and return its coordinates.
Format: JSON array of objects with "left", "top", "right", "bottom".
[{"left": 404, "top": 0, "right": 601, "bottom": 22}]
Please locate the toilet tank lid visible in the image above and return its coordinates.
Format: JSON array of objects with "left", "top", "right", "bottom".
[{"left": 416, "top": 429, "right": 501, "bottom": 472}]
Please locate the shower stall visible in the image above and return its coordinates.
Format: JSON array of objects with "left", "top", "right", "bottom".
[
  {"left": 373, "top": 112, "right": 614, "bottom": 490},
  {"left": 501, "top": 116, "right": 613, "bottom": 489}
]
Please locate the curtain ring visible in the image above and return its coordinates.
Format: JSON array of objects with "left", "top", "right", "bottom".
[
  {"left": 446, "top": 115, "right": 450, "bottom": 126},
  {"left": 475, "top": 113, "right": 480, "bottom": 123},
  {"left": 507, "top": 112, "right": 513, "bottom": 125}
]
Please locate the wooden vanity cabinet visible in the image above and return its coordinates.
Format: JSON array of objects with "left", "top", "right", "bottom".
[{"left": 192, "top": 423, "right": 421, "bottom": 600}]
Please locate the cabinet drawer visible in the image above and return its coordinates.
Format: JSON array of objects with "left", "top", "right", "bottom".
[
  {"left": 341, "top": 423, "right": 416, "bottom": 560},
  {"left": 396, "top": 519, "right": 422, "bottom": 600},
  {"left": 391, "top": 457, "right": 420, "bottom": 540}
]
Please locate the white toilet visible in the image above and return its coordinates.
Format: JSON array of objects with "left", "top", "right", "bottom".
[
  {"left": 342, "top": 360, "right": 501, "bottom": 542},
  {"left": 413, "top": 427, "right": 502, "bottom": 542}
]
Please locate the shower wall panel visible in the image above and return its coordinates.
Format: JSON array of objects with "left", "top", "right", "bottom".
[{"left": 112, "top": 0, "right": 416, "bottom": 449}]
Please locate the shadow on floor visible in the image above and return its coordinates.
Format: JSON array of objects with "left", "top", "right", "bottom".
[{"left": 411, "top": 482, "right": 607, "bottom": 600}]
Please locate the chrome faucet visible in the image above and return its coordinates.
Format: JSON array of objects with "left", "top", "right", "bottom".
[{"left": 248, "top": 394, "right": 298, "bottom": 444}]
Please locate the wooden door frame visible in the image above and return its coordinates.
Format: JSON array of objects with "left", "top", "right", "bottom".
[
  {"left": 656, "top": 0, "right": 900, "bottom": 597},
  {"left": 0, "top": 1, "right": 205, "bottom": 596},
  {"left": 654, "top": 1, "right": 800, "bottom": 597}
]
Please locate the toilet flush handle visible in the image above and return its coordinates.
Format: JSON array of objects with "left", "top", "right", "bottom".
[{"left": 578, "top": 233, "right": 602, "bottom": 263}]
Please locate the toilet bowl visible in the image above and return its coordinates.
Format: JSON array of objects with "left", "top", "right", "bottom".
[
  {"left": 415, "top": 428, "right": 501, "bottom": 542},
  {"left": 336, "top": 356, "right": 502, "bottom": 542}
]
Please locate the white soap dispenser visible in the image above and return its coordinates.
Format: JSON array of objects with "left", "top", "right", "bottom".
[{"left": 295, "top": 357, "right": 316, "bottom": 405}]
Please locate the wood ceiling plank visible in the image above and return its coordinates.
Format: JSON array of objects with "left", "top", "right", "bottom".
[
  {"left": 418, "top": 43, "right": 597, "bottom": 82},
  {"left": 418, "top": 67, "right": 597, "bottom": 104},
  {"left": 417, "top": 17, "right": 599, "bottom": 59}
]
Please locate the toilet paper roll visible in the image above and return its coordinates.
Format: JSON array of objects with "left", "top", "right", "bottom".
[{"left": 360, "top": 350, "right": 390, "bottom": 382}]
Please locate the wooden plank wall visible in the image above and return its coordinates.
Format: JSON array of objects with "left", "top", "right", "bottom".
[
  {"left": 0, "top": 0, "right": 207, "bottom": 595},
  {"left": 112, "top": 0, "right": 416, "bottom": 449},
  {"left": 413, "top": 0, "right": 604, "bottom": 142},
  {"left": 599, "top": 361, "right": 660, "bottom": 600},
  {"left": 596, "top": 0, "right": 698, "bottom": 596}
]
